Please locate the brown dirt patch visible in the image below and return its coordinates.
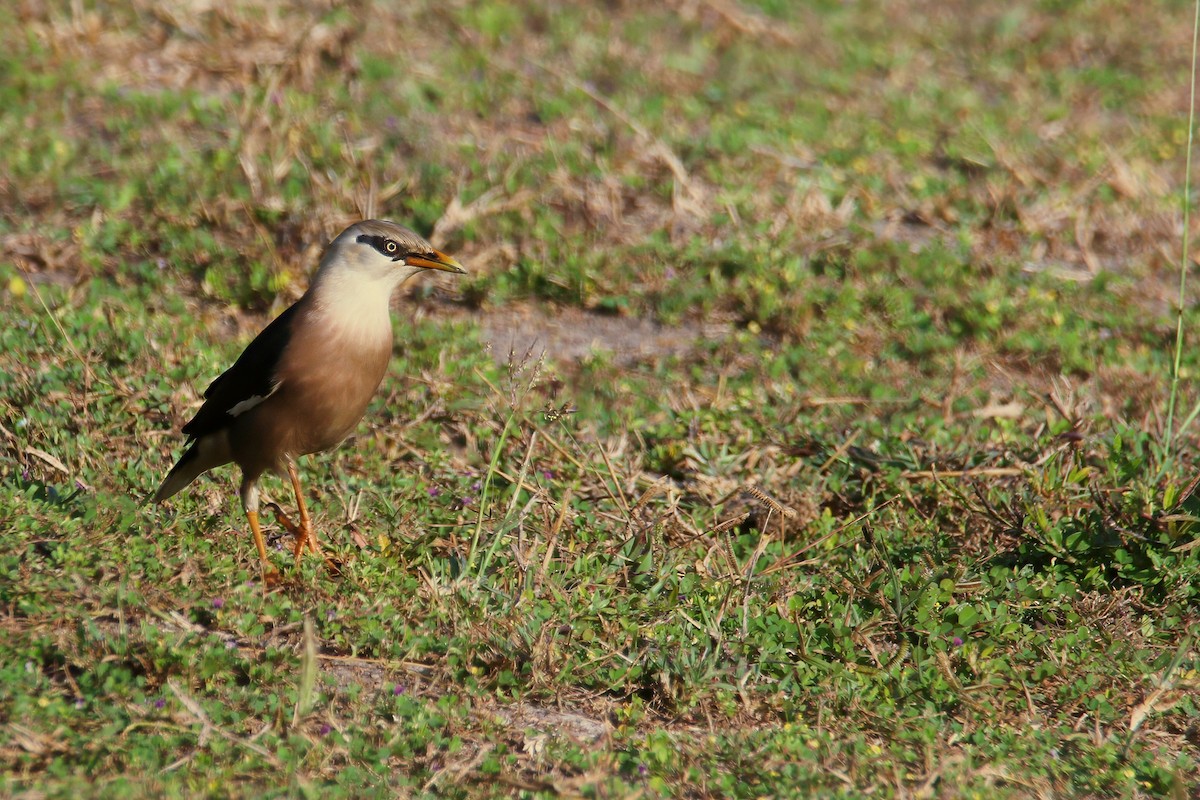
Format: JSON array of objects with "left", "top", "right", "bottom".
[{"left": 443, "top": 303, "right": 728, "bottom": 367}]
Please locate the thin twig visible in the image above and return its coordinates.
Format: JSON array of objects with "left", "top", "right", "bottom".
[{"left": 901, "top": 467, "right": 1025, "bottom": 480}]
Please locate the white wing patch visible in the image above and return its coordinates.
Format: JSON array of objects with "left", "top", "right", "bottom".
[{"left": 228, "top": 381, "right": 281, "bottom": 417}]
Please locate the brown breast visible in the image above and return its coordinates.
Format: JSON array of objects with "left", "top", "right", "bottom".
[{"left": 230, "top": 303, "right": 392, "bottom": 476}]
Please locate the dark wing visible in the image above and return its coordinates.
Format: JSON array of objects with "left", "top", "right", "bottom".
[{"left": 180, "top": 302, "right": 302, "bottom": 440}]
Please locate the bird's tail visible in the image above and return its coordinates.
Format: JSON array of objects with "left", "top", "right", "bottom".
[{"left": 152, "top": 434, "right": 231, "bottom": 503}]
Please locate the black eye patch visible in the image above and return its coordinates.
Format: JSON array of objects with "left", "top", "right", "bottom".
[{"left": 356, "top": 234, "right": 405, "bottom": 260}]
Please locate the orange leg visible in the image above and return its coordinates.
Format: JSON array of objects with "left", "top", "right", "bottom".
[
  {"left": 264, "top": 467, "right": 339, "bottom": 576},
  {"left": 245, "top": 509, "right": 279, "bottom": 585},
  {"left": 266, "top": 501, "right": 300, "bottom": 537},
  {"left": 265, "top": 501, "right": 313, "bottom": 562},
  {"left": 286, "top": 461, "right": 322, "bottom": 563}
]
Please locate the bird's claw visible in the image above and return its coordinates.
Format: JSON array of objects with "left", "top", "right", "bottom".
[
  {"left": 265, "top": 501, "right": 301, "bottom": 535},
  {"left": 265, "top": 501, "right": 338, "bottom": 576},
  {"left": 265, "top": 501, "right": 310, "bottom": 555}
]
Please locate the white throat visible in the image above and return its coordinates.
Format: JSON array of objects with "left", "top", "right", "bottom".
[{"left": 310, "top": 270, "right": 403, "bottom": 343}]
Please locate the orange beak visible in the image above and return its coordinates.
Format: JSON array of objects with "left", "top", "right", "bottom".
[{"left": 406, "top": 250, "right": 466, "bottom": 274}]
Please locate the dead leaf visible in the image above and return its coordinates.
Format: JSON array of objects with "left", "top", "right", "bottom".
[{"left": 24, "top": 446, "right": 68, "bottom": 473}]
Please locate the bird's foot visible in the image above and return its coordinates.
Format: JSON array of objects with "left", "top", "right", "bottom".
[
  {"left": 265, "top": 501, "right": 338, "bottom": 576},
  {"left": 266, "top": 502, "right": 311, "bottom": 557},
  {"left": 266, "top": 501, "right": 301, "bottom": 536}
]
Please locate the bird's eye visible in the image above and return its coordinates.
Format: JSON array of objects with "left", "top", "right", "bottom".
[{"left": 384, "top": 240, "right": 398, "bottom": 254}]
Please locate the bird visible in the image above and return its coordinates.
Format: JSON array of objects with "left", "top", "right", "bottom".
[{"left": 153, "top": 219, "right": 466, "bottom": 580}]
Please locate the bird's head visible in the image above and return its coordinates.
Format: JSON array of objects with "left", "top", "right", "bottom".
[{"left": 318, "top": 219, "right": 467, "bottom": 288}]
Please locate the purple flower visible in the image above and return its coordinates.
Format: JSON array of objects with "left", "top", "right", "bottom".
[
  {"left": 74, "top": 697, "right": 85, "bottom": 710},
  {"left": 154, "top": 698, "right": 166, "bottom": 710},
  {"left": 952, "top": 636, "right": 963, "bottom": 647},
  {"left": 428, "top": 486, "right": 441, "bottom": 498},
  {"left": 212, "top": 598, "right": 225, "bottom": 610},
  {"left": 393, "top": 684, "right": 406, "bottom": 696},
  {"left": 541, "top": 469, "right": 554, "bottom": 480},
  {"left": 319, "top": 723, "right": 332, "bottom": 736},
  {"left": 471, "top": 481, "right": 482, "bottom": 492},
  {"left": 637, "top": 763, "right": 648, "bottom": 778},
  {"left": 326, "top": 608, "right": 336, "bottom": 621}
]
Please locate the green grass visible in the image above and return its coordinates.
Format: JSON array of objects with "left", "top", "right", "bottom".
[{"left": 2, "top": 1, "right": 1199, "bottom": 797}]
